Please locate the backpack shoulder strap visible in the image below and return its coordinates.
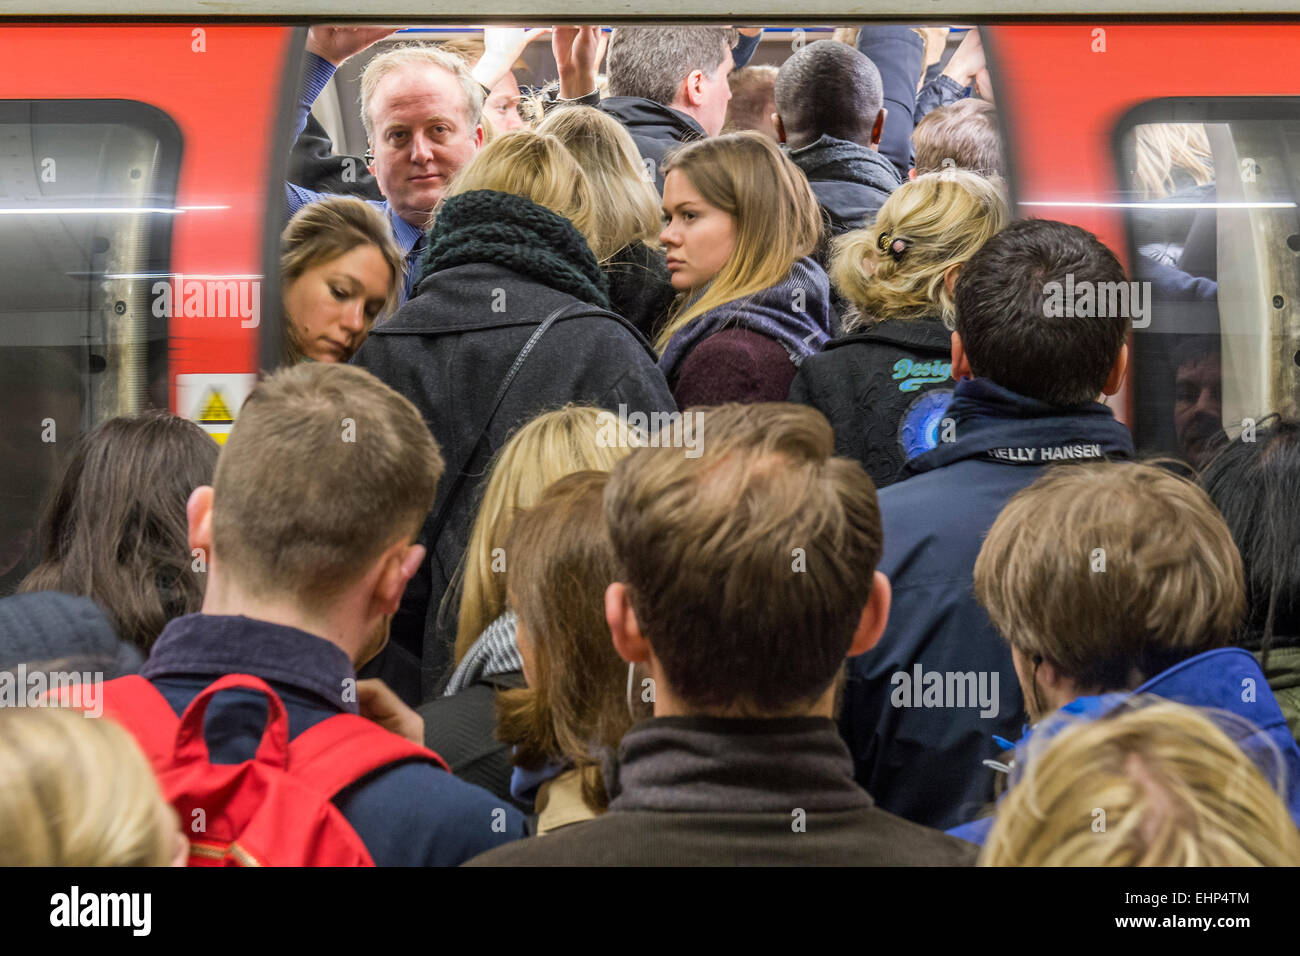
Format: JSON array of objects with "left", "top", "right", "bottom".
[
  {"left": 96, "top": 675, "right": 181, "bottom": 767},
  {"left": 288, "top": 713, "right": 450, "bottom": 800}
]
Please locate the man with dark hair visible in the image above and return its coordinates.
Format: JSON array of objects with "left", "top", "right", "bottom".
[
  {"left": 839, "top": 219, "right": 1137, "bottom": 831},
  {"left": 467, "top": 403, "right": 977, "bottom": 866},
  {"left": 774, "top": 39, "right": 900, "bottom": 243},
  {"left": 598, "top": 26, "right": 736, "bottom": 191}
]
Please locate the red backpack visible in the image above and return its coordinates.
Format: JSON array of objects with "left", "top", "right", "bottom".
[{"left": 71, "top": 673, "right": 449, "bottom": 866}]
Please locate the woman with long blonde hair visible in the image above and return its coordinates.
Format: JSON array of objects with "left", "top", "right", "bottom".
[
  {"left": 415, "top": 405, "right": 633, "bottom": 805},
  {"left": 655, "top": 131, "right": 831, "bottom": 406},
  {"left": 352, "top": 131, "right": 673, "bottom": 699},
  {"left": 788, "top": 170, "right": 1008, "bottom": 487},
  {"left": 538, "top": 106, "right": 676, "bottom": 339}
]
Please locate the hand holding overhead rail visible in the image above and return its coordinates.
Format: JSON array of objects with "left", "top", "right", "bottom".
[
  {"left": 941, "top": 27, "right": 986, "bottom": 90},
  {"left": 304, "top": 25, "right": 399, "bottom": 67},
  {"left": 552, "top": 25, "right": 603, "bottom": 101},
  {"left": 472, "top": 26, "right": 553, "bottom": 93}
]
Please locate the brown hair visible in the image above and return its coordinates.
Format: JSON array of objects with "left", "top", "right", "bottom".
[
  {"left": 603, "top": 403, "right": 882, "bottom": 715},
  {"left": 211, "top": 363, "right": 443, "bottom": 606},
  {"left": 495, "top": 471, "right": 630, "bottom": 812},
  {"left": 981, "top": 699, "right": 1300, "bottom": 866},
  {"left": 20, "top": 411, "right": 218, "bottom": 652},
  {"left": 279, "top": 197, "right": 405, "bottom": 362},
  {"left": 656, "top": 132, "right": 822, "bottom": 352},
  {"left": 975, "top": 462, "right": 1244, "bottom": 694},
  {"left": 724, "top": 64, "right": 778, "bottom": 134},
  {"left": 912, "top": 98, "right": 1003, "bottom": 177}
]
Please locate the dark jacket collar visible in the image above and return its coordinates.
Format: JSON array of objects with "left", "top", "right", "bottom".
[
  {"left": 605, "top": 715, "right": 873, "bottom": 813},
  {"left": 597, "top": 96, "right": 704, "bottom": 143},
  {"left": 826, "top": 316, "right": 952, "bottom": 354},
  {"left": 904, "top": 377, "right": 1135, "bottom": 475},
  {"left": 788, "top": 135, "right": 902, "bottom": 193},
  {"left": 140, "top": 614, "right": 358, "bottom": 714}
]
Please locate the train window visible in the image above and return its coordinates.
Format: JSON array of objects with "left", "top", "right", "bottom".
[
  {"left": 0, "top": 99, "right": 181, "bottom": 595},
  {"left": 1114, "top": 100, "right": 1300, "bottom": 468}
]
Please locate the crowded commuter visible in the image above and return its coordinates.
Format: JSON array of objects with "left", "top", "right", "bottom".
[
  {"left": 788, "top": 170, "right": 1008, "bottom": 487},
  {"left": 838, "top": 218, "right": 1136, "bottom": 831},
  {"left": 774, "top": 40, "right": 900, "bottom": 246},
  {"left": 494, "top": 471, "right": 635, "bottom": 833},
  {"left": 468, "top": 403, "right": 976, "bottom": 866},
  {"left": 98, "top": 364, "right": 525, "bottom": 866},
  {"left": 417, "top": 405, "right": 632, "bottom": 805},
  {"left": 352, "top": 130, "right": 674, "bottom": 703},
  {"left": 657, "top": 132, "right": 831, "bottom": 406},
  {"left": 598, "top": 27, "right": 736, "bottom": 191},
  {"left": 279, "top": 197, "right": 404, "bottom": 363},
  {"left": 0, "top": 707, "right": 188, "bottom": 867},
  {"left": 19, "top": 411, "right": 217, "bottom": 653},
  {"left": 911, "top": 98, "right": 1003, "bottom": 177},
  {"left": 1200, "top": 417, "right": 1300, "bottom": 739},
  {"left": 537, "top": 106, "right": 676, "bottom": 340},
  {"left": 980, "top": 701, "right": 1300, "bottom": 866},
  {"left": 951, "top": 461, "right": 1300, "bottom": 844},
  {"left": 724, "top": 64, "right": 779, "bottom": 140}
]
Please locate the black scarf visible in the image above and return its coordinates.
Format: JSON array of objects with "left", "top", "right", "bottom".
[{"left": 415, "top": 189, "right": 610, "bottom": 309}]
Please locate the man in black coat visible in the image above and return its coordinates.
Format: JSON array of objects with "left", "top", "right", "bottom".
[
  {"left": 467, "top": 403, "right": 976, "bottom": 866},
  {"left": 774, "top": 40, "right": 902, "bottom": 255},
  {"left": 596, "top": 27, "right": 736, "bottom": 192},
  {"left": 352, "top": 190, "right": 675, "bottom": 704}
]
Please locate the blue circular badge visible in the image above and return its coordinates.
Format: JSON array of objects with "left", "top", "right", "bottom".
[{"left": 899, "top": 388, "right": 954, "bottom": 461}]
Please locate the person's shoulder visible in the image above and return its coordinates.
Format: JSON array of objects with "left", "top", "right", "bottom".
[
  {"left": 849, "top": 806, "right": 981, "bottom": 866},
  {"left": 463, "top": 813, "right": 619, "bottom": 866}
]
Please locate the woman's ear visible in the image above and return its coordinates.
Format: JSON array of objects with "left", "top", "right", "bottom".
[{"left": 944, "top": 263, "right": 964, "bottom": 297}]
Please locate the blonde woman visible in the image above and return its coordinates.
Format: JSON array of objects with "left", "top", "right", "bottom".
[
  {"left": 352, "top": 130, "right": 674, "bottom": 700},
  {"left": 280, "top": 197, "right": 404, "bottom": 363},
  {"left": 0, "top": 706, "right": 187, "bottom": 866},
  {"left": 415, "top": 406, "right": 631, "bottom": 806},
  {"left": 788, "top": 170, "right": 1008, "bottom": 487},
  {"left": 538, "top": 106, "right": 676, "bottom": 339},
  {"left": 655, "top": 131, "right": 831, "bottom": 407},
  {"left": 980, "top": 700, "right": 1300, "bottom": 866}
]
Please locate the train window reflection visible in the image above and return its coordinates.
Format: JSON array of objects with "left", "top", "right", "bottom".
[{"left": 0, "top": 100, "right": 180, "bottom": 595}]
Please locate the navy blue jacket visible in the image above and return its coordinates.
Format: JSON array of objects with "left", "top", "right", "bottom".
[
  {"left": 139, "top": 614, "right": 526, "bottom": 866},
  {"left": 949, "top": 647, "right": 1300, "bottom": 844},
  {"left": 838, "top": 378, "right": 1136, "bottom": 829}
]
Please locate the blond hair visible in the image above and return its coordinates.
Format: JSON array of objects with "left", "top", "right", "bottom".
[
  {"left": 359, "top": 44, "right": 484, "bottom": 143},
  {"left": 975, "top": 462, "right": 1244, "bottom": 699},
  {"left": 536, "top": 106, "right": 661, "bottom": 262},
  {"left": 912, "top": 98, "right": 1003, "bottom": 177},
  {"left": 981, "top": 700, "right": 1300, "bottom": 866},
  {"left": 443, "top": 129, "right": 606, "bottom": 258},
  {"left": 1134, "top": 123, "right": 1214, "bottom": 201},
  {"left": 212, "top": 363, "right": 444, "bottom": 607},
  {"left": 655, "top": 132, "right": 822, "bottom": 353},
  {"left": 0, "top": 707, "right": 176, "bottom": 866},
  {"left": 280, "top": 197, "right": 405, "bottom": 361},
  {"left": 830, "top": 169, "right": 1008, "bottom": 331},
  {"left": 452, "top": 405, "right": 632, "bottom": 666}
]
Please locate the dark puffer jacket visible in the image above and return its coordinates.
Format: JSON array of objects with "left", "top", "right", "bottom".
[{"left": 598, "top": 97, "right": 704, "bottom": 192}]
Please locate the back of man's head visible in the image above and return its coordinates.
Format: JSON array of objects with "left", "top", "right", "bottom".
[
  {"left": 912, "top": 98, "right": 1002, "bottom": 177},
  {"left": 607, "top": 27, "right": 732, "bottom": 105},
  {"left": 955, "top": 218, "right": 1130, "bottom": 406},
  {"left": 211, "top": 363, "right": 443, "bottom": 607},
  {"left": 724, "top": 65, "right": 778, "bottom": 136},
  {"left": 603, "top": 403, "right": 883, "bottom": 715},
  {"left": 773, "top": 39, "right": 883, "bottom": 149},
  {"left": 975, "top": 461, "right": 1244, "bottom": 693}
]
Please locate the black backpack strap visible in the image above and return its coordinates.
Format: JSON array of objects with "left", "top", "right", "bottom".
[{"left": 425, "top": 305, "right": 568, "bottom": 545}]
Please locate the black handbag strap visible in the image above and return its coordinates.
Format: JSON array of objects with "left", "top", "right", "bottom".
[{"left": 425, "top": 305, "right": 569, "bottom": 546}]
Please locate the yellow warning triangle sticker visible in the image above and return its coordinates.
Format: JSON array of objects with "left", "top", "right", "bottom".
[{"left": 196, "top": 389, "right": 234, "bottom": 425}]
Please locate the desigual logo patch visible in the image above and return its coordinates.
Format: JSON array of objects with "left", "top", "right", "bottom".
[
  {"left": 892, "top": 358, "right": 952, "bottom": 392},
  {"left": 899, "top": 388, "right": 954, "bottom": 460}
]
